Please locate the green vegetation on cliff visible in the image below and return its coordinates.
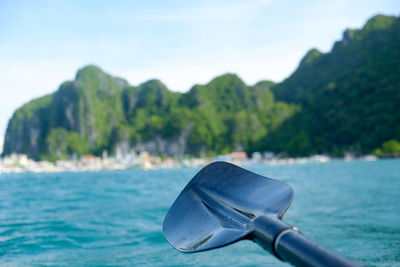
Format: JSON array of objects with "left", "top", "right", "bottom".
[
  {"left": 267, "top": 14, "right": 400, "bottom": 156},
  {"left": 3, "top": 14, "right": 400, "bottom": 159},
  {"left": 373, "top": 139, "right": 400, "bottom": 158},
  {"left": 3, "top": 66, "right": 295, "bottom": 159}
]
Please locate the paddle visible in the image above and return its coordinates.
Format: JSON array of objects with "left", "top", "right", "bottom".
[{"left": 163, "top": 161, "right": 360, "bottom": 267}]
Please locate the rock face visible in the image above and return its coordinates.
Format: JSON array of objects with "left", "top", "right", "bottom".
[
  {"left": 3, "top": 95, "right": 53, "bottom": 159},
  {"left": 3, "top": 66, "right": 129, "bottom": 160},
  {"left": 3, "top": 14, "right": 400, "bottom": 159},
  {"left": 3, "top": 66, "right": 292, "bottom": 160}
]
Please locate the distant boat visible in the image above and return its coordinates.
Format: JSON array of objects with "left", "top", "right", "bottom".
[{"left": 361, "top": 155, "right": 378, "bottom": 161}]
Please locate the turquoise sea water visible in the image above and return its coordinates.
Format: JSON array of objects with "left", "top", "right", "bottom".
[{"left": 0, "top": 159, "right": 399, "bottom": 266}]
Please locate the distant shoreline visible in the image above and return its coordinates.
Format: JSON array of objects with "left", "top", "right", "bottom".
[{"left": 0, "top": 152, "right": 384, "bottom": 174}]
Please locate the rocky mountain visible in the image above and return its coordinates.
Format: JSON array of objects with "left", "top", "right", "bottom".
[
  {"left": 263, "top": 14, "right": 400, "bottom": 156},
  {"left": 3, "top": 66, "right": 129, "bottom": 160},
  {"left": 2, "top": 66, "right": 295, "bottom": 160},
  {"left": 3, "top": 14, "right": 400, "bottom": 159}
]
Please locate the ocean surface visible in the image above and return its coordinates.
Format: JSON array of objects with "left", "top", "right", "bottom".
[{"left": 0, "top": 159, "right": 399, "bottom": 266}]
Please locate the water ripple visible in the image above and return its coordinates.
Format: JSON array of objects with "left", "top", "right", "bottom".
[{"left": 0, "top": 160, "right": 399, "bottom": 266}]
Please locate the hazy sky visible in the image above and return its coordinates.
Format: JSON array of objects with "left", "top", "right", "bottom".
[{"left": 0, "top": 0, "right": 398, "bottom": 136}]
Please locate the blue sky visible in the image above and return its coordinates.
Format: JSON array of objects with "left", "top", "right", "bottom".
[{"left": 0, "top": 0, "right": 398, "bottom": 138}]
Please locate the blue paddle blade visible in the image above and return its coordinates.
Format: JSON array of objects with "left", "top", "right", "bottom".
[{"left": 163, "top": 161, "right": 294, "bottom": 252}]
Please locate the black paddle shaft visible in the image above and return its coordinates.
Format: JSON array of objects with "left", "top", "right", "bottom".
[{"left": 252, "top": 216, "right": 360, "bottom": 267}]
